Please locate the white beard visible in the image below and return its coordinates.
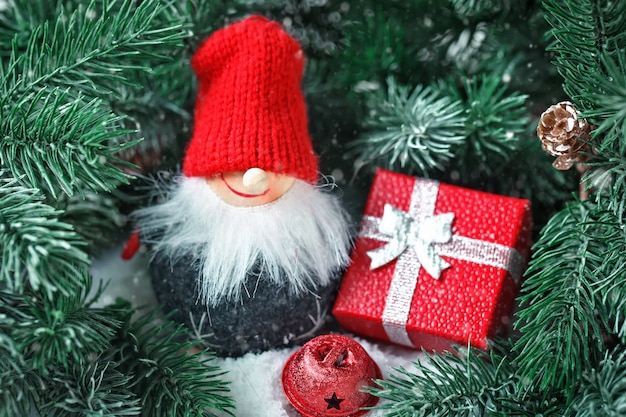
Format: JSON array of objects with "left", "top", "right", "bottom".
[{"left": 133, "top": 176, "right": 353, "bottom": 307}]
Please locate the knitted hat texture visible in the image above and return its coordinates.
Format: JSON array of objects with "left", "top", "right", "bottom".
[{"left": 183, "top": 15, "right": 318, "bottom": 183}]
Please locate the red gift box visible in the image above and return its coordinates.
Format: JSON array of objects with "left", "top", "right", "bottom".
[{"left": 333, "top": 169, "right": 532, "bottom": 351}]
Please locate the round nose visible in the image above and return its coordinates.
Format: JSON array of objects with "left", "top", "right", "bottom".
[{"left": 242, "top": 167, "right": 269, "bottom": 194}]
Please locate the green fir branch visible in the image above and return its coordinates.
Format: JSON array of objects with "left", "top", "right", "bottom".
[
  {"left": 570, "top": 348, "right": 626, "bottom": 417},
  {"left": 599, "top": 1, "right": 626, "bottom": 54},
  {"left": 176, "top": 0, "right": 226, "bottom": 48},
  {"left": 109, "top": 79, "right": 191, "bottom": 173},
  {"left": 586, "top": 127, "right": 626, "bottom": 220},
  {"left": 336, "top": 0, "right": 467, "bottom": 87},
  {"left": 589, "top": 0, "right": 626, "bottom": 61},
  {"left": 350, "top": 77, "right": 467, "bottom": 176},
  {"left": 543, "top": 0, "right": 626, "bottom": 112},
  {"left": 450, "top": 0, "right": 533, "bottom": 22},
  {"left": 0, "top": 0, "right": 187, "bottom": 101},
  {"left": 444, "top": 22, "right": 503, "bottom": 76},
  {"left": 41, "top": 359, "right": 140, "bottom": 417},
  {"left": 514, "top": 199, "right": 626, "bottom": 395},
  {"left": 450, "top": 0, "right": 532, "bottom": 20},
  {"left": 585, "top": 221, "right": 626, "bottom": 343},
  {"left": 229, "top": 0, "right": 347, "bottom": 57},
  {"left": 0, "top": 0, "right": 192, "bottom": 189},
  {"left": 337, "top": 7, "right": 407, "bottom": 86},
  {"left": 0, "top": 328, "right": 42, "bottom": 417},
  {"left": 450, "top": 0, "right": 501, "bottom": 19},
  {"left": 0, "top": 179, "right": 88, "bottom": 298},
  {"left": 1, "top": 292, "right": 234, "bottom": 416},
  {"left": 369, "top": 342, "right": 564, "bottom": 417},
  {"left": 4, "top": 275, "right": 119, "bottom": 375},
  {"left": 446, "top": 73, "right": 529, "bottom": 175},
  {"left": 111, "top": 310, "right": 234, "bottom": 417},
  {"left": 57, "top": 190, "right": 126, "bottom": 251},
  {"left": 0, "top": 88, "right": 136, "bottom": 198},
  {"left": 102, "top": 0, "right": 215, "bottom": 162},
  {"left": 543, "top": 0, "right": 601, "bottom": 108},
  {"left": 509, "top": 134, "right": 576, "bottom": 205},
  {"left": 583, "top": 51, "right": 626, "bottom": 136},
  {"left": 0, "top": 0, "right": 58, "bottom": 56}
]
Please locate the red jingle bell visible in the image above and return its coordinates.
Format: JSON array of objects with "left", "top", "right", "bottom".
[{"left": 281, "top": 334, "right": 382, "bottom": 417}]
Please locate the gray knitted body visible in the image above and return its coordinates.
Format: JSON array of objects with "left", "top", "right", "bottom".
[{"left": 150, "top": 252, "right": 340, "bottom": 357}]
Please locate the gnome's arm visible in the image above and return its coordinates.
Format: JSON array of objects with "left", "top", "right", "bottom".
[{"left": 121, "top": 230, "right": 140, "bottom": 260}]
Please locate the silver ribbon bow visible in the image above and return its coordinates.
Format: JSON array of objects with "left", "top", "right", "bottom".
[{"left": 366, "top": 204, "right": 455, "bottom": 279}]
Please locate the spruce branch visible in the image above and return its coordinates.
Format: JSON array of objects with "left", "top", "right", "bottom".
[
  {"left": 446, "top": 73, "right": 529, "bottom": 174},
  {"left": 350, "top": 77, "right": 467, "bottom": 176},
  {"left": 491, "top": 132, "right": 576, "bottom": 228},
  {"left": 0, "top": 88, "right": 136, "bottom": 198},
  {"left": 336, "top": 0, "right": 469, "bottom": 87},
  {"left": 583, "top": 51, "right": 626, "bottom": 137},
  {"left": 570, "top": 348, "right": 626, "bottom": 417},
  {"left": 369, "top": 342, "right": 564, "bottom": 417},
  {"left": 0, "top": 0, "right": 193, "bottom": 188},
  {"left": 57, "top": 189, "right": 126, "bottom": 251},
  {"left": 215, "top": 0, "right": 347, "bottom": 56},
  {"left": 110, "top": 309, "right": 234, "bottom": 417},
  {"left": 0, "top": 328, "right": 42, "bottom": 417},
  {"left": 336, "top": 6, "right": 407, "bottom": 86},
  {"left": 0, "top": 179, "right": 88, "bottom": 298},
  {"left": 514, "top": 199, "right": 626, "bottom": 395},
  {"left": 0, "top": 0, "right": 187, "bottom": 101},
  {"left": 175, "top": 0, "right": 224, "bottom": 47},
  {"left": 543, "top": 0, "right": 626, "bottom": 111},
  {"left": 41, "top": 359, "right": 140, "bottom": 417},
  {"left": 585, "top": 128, "right": 626, "bottom": 220},
  {"left": 0, "top": 0, "right": 58, "bottom": 56},
  {"left": 444, "top": 22, "right": 503, "bottom": 76},
  {"left": 543, "top": 0, "right": 600, "bottom": 108},
  {"left": 110, "top": 79, "right": 191, "bottom": 174},
  {"left": 450, "top": 0, "right": 530, "bottom": 20},
  {"left": 3, "top": 275, "right": 119, "bottom": 375}
]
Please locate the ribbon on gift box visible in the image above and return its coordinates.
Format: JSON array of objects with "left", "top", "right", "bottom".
[{"left": 359, "top": 178, "right": 525, "bottom": 347}]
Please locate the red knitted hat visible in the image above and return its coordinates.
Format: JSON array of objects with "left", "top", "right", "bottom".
[{"left": 183, "top": 15, "right": 318, "bottom": 183}]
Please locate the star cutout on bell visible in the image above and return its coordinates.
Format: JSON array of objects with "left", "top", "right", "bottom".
[{"left": 325, "top": 392, "right": 344, "bottom": 410}]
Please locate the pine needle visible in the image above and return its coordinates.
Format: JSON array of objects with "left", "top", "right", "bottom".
[
  {"left": 41, "top": 359, "right": 141, "bottom": 417},
  {"left": 2, "top": 274, "right": 119, "bottom": 374},
  {"left": 572, "top": 348, "right": 626, "bottom": 416},
  {"left": 350, "top": 77, "right": 467, "bottom": 176},
  {"left": 369, "top": 342, "right": 564, "bottom": 417},
  {"left": 111, "top": 309, "right": 235, "bottom": 417},
  {"left": 514, "top": 199, "right": 626, "bottom": 396},
  {"left": 444, "top": 72, "right": 529, "bottom": 176},
  {"left": 0, "top": 88, "right": 137, "bottom": 198},
  {"left": 0, "top": 179, "right": 89, "bottom": 298}
]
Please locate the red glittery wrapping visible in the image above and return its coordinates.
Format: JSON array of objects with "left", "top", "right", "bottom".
[{"left": 332, "top": 169, "right": 532, "bottom": 351}]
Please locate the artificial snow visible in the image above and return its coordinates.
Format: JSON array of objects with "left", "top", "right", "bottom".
[{"left": 91, "top": 244, "right": 425, "bottom": 417}]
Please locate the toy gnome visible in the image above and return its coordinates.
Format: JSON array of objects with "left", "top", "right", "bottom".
[{"left": 132, "top": 16, "right": 352, "bottom": 357}]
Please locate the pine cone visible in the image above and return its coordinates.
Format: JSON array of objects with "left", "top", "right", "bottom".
[{"left": 537, "top": 101, "right": 592, "bottom": 170}]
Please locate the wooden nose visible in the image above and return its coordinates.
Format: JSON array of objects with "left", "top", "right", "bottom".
[{"left": 242, "top": 168, "right": 269, "bottom": 194}]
